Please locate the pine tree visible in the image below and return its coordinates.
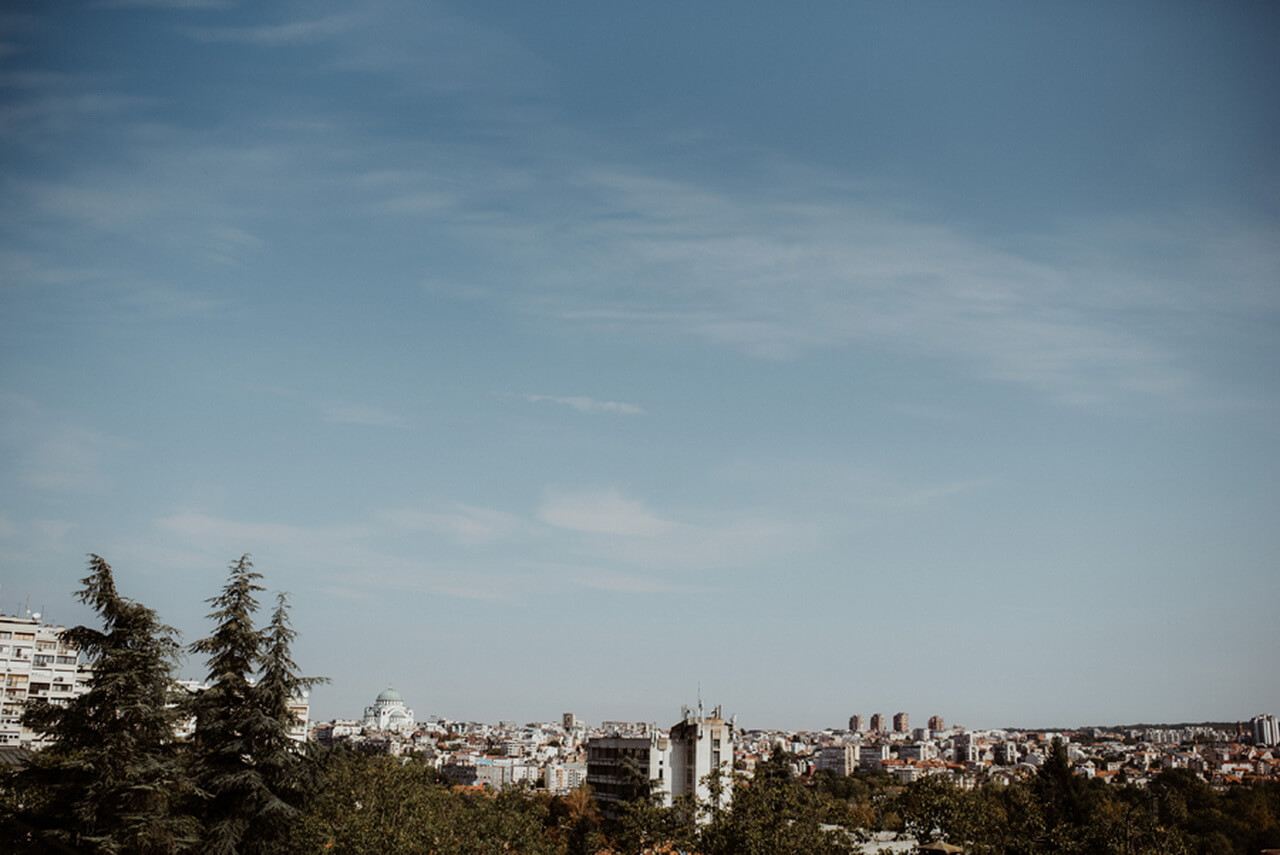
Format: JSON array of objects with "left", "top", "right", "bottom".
[
  {"left": 189, "top": 556, "right": 323, "bottom": 854},
  {"left": 7, "top": 555, "right": 196, "bottom": 853},
  {"left": 247, "top": 592, "right": 326, "bottom": 847}
]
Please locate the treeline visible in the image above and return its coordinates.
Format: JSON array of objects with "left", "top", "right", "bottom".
[
  {"left": 1, "top": 555, "right": 322, "bottom": 854},
  {"left": 4, "top": 558, "right": 1280, "bottom": 854}
]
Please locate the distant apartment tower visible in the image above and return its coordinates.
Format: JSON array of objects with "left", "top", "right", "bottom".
[
  {"left": 858, "top": 744, "right": 890, "bottom": 771},
  {"left": 0, "top": 612, "right": 90, "bottom": 749},
  {"left": 586, "top": 729, "right": 669, "bottom": 811},
  {"left": 893, "top": 712, "right": 910, "bottom": 734},
  {"left": 817, "top": 744, "right": 861, "bottom": 776},
  {"left": 954, "top": 731, "right": 977, "bottom": 764},
  {"left": 563, "top": 712, "right": 578, "bottom": 730},
  {"left": 669, "top": 705, "right": 733, "bottom": 810},
  {"left": 587, "top": 704, "right": 734, "bottom": 818},
  {"left": 869, "top": 713, "right": 885, "bottom": 734},
  {"left": 928, "top": 715, "right": 945, "bottom": 732},
  {"left": 848, "top": 714, "right": 864, "bottom": 732},
  {"left": 1253, "top": 714, "right": 1280, "bottom": 746}
]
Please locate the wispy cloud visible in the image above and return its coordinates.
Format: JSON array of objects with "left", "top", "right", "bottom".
[
  {"left": 183, "top": 14, "right": 357, "bottom": 46},
  {"left": 539, "top": 488, "right": 675, "bottom": 537},
  {"left": 380, "top": 505, "right": 528, "bottom": 547},
  {"left": 153, "top": 511, "right": 535, "bottom": 602},
  {"left": 538, "top": 487, "right": 817, "bottom": 570},
  {"left": 98, "top": 0, "right": 233, "bottom": 8},
  {"left": 0, "top": 394, "right": 126, "bottom": 494},
  {"left": 318, "top": 403, "right": 411, "bottom": 429},
  {"left": 570, "top": 568, "right": 689, "bottom": 594},
  {"left": 524, "top": 395, "right": 644, "bottom": 416}
]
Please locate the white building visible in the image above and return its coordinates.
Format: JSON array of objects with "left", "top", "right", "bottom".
[
  {"left": 1253, "top": 714, "right": 1280, "bottom": 747},
  {"left": 544, "top": 762, "right": 589, "bottom": 794},
  {"left": 0, "top": 612, "right": 90, "bottom": 749},
  {"left": 586, "top": 730, "right": 671, "bottom": 810},
  {"left": 587, "top": 704, "right": 734, "bottom": 817},
  {"left": 668, "top": 704, "right": 734, "bottom": 811},
  {"left": 363, "top": 685, "right": 415, "bottom": 733},
  {"left": 816, "top": 743, "right": 861, "bottom": 776}
]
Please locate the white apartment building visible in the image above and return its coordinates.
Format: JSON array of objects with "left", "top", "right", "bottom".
[
  {"left": 0, "top": 612, "right": 90, "bottom": 749},
  {"left": 668, "top": 705, "right": 734, "bottom": 812},
  {"left": 586, "top": 730, "right": 671, "bottom": 810},
  {"left": 817, "top": 743, "right": 861, "bottom": 776},
  {"left": 587, "top": 704, "right": 735, "bottom": 817},
  {"left": 1253, "top": 713, "right": 1279, "bottom": 747}
]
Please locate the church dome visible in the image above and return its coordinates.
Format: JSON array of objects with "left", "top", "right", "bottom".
[{"left": 376, "top": 686, "right": 403, "bottom": 703}]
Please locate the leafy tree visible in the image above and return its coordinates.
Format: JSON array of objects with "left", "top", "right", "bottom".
[
  {"left": 4, "top": 556, "right": 196, "bottom": 854},
  {"left": 284, "top": 749, "right": 560, "bottom": 854},
  {"left": 697, "top": 752, "right": 856, "bottom": 855},
  {"left": 546, "top": 784, "right": 604, "bottom": 855},
  {"left": 895, "top": 774, "right": 967, "bottom": 844}
]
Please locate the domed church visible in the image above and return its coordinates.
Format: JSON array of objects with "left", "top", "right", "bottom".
[{"left": 362, "top": 685, "right": 415, "bottom": 733}]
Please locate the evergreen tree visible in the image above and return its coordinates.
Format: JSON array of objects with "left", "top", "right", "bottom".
[
  {"left": 249, "top": 592, "right": 326, "bottom": 843},
  {"left": 6, "top": 555, "right": 196, "bottom": 854},
  {"left": 189, "top": 556, "right": 323, "bottom": 854}
]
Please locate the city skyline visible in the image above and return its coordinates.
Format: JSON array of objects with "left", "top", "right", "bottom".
[{"left": 2, "top": 2, "right": 1279, "bottom": 730}]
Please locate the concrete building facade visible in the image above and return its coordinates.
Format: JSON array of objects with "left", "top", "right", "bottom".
[
  {"left": 0, "top": 612, "right": 90, "bottom": 749},
  {"left": 587, "top": 705, "right": 735, "bottom": 817}
]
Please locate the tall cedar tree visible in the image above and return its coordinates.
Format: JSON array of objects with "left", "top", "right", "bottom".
[
  {"left": 252, "top": 593, "right": 326, "bottom": 833},
  {"left": 6, "top": 555, "right": 196, "bottom": 854},
  {"left": 189, "top": 556, "right": 322, "bottom": 855}
]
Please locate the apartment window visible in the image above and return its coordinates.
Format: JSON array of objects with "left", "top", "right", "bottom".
[
  {"left": 33, "top": 654, "right": 54, "bottom": 667},
  {"left": 0, "top": 632, "right": 11, "bottom": 639}
]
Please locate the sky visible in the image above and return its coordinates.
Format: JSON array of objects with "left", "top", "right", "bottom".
[{"left": 2, "top": 0, "right": 1278, "bottom": 732}]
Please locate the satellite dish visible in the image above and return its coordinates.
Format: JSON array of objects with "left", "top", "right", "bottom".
[{"left": 31, "top": 612, "right": 41, "bottom": 620}]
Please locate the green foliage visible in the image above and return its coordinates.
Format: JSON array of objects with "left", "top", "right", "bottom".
[
  {"left": 697, "top": 753, "right": 857, "bottom": 855},
  {"left": 282, "top": 749, "right": 560, "bottom": 854},
  {"left": 188, "top": 556, "right": 325, "bottom": 854},
  {"left": 4, "top": 555, "right": 197, "bottom": 854}
]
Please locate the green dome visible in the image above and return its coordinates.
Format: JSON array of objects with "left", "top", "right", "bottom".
[{"left": 376, "top": 686, "right": 403, "bottom": 702}]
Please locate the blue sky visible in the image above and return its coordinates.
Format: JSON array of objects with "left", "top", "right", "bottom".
[{"left": 2, "top": 0, "right": 1278, "bottom": 730}]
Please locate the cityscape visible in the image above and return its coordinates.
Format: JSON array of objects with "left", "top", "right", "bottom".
[
  {"left": 4, "top": 594, "right": 1280, "bottom": 852},
  {"left": 5, "top": 606, "right": 1278, "bottom": 797},
  {"left": 3, "top": 0, "right": 1279, "bottom": 851}
]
